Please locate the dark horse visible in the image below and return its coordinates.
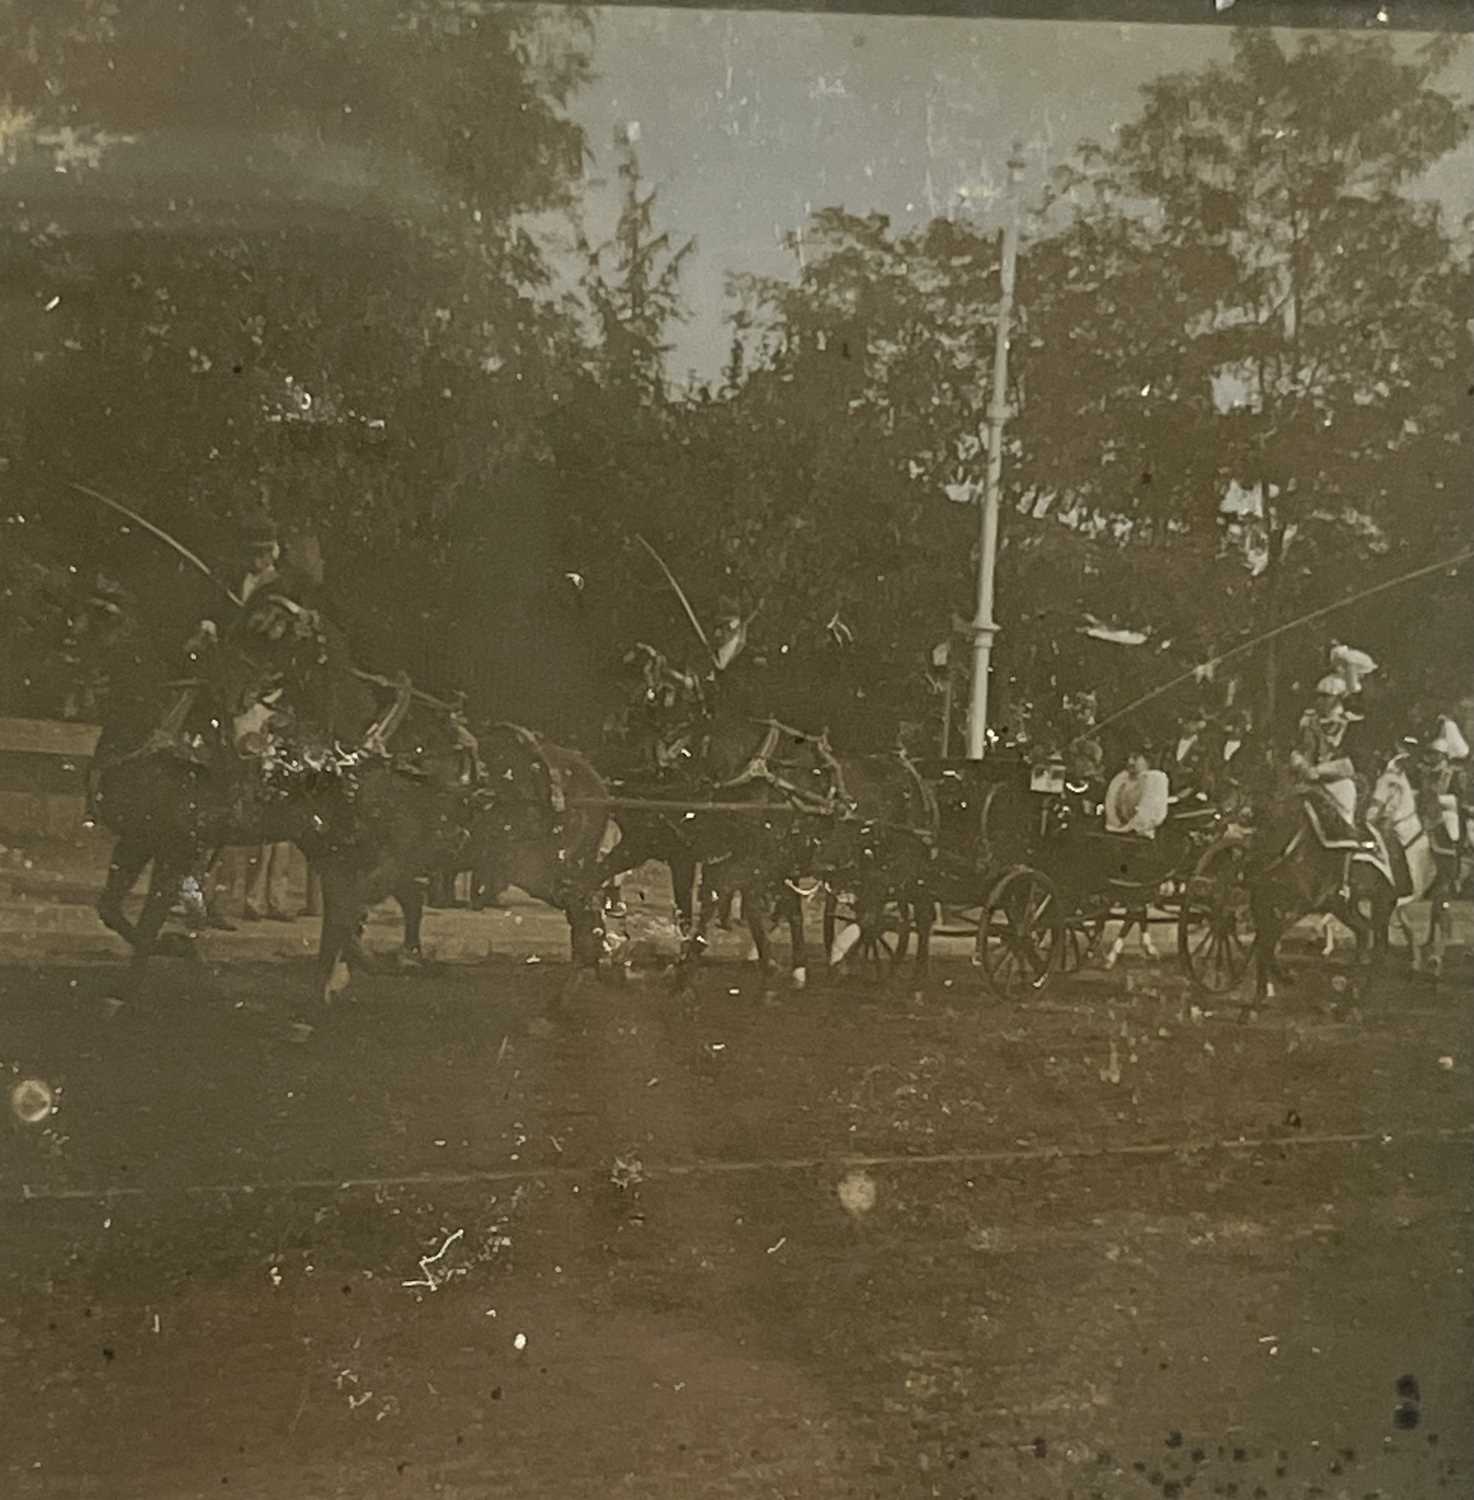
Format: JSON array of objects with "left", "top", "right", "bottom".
[
  {"left": 79, "top": 596, "right": 303, "bottom": 971},
  {"left": 1228, "top": 743, "right": 1397, "bottom": 1000},
  {"left": 599, "top": 691, "right": 838, "bottom": 988},
  {"left": 201, "top": 591, "right": 484, "bottom": 1001},
  {"left": 213, "top": 598, "right": 616, "bottom": 999},
  {"left": 81, "top": 590, "right": 431, "bottom": 985},
  {"left": 467, "top": 721, "right": 616, "bottom": 978},
  {"left": 810, "top": 748, "right": 941, "bottom": 993}
]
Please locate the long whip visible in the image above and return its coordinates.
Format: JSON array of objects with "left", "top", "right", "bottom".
[
  {"left": 634, "top": 533, "right": 715, "bottom": 666},
  {"left": 67, "top": 481, "right": 243, "bottom": 608},
  {"left": 1076, "top": 544, "right": 1474, "bottom": 748}
]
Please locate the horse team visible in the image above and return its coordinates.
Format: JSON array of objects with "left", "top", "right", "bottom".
[{"left": 84, "top": 584, "right": 1466, "bottom": 1005}]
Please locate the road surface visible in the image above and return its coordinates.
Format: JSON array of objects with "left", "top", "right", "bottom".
[{"left": 0, "top": 891, "right": 1469, "bottom": 1499}]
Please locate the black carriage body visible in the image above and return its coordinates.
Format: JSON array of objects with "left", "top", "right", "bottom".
[
  {"left": 917, "top": 755, "right": 1230, "bottom": 998},
  {"left": 918, "top": 753, "right": 1039, "bottom": 891}
]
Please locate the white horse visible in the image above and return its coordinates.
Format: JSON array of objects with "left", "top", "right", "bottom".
[{"left": 1363, "top": 754, "right": 1460, "bottom": 974}]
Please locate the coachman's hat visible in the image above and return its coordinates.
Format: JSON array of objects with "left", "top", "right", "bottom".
[{"left": 239, "top": 511, "right": 279, "bottom": 548}]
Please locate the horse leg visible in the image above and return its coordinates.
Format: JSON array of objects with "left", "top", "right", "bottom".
[
  {"left": 1316, "top": 913, "right": 1336, "bottom": 959},
  {"left": 893, "top": 900, "right": 913, "bottom": 964},
  {"left": 743, "top": 884, "right": 777, "bottom": 978},
  {"left": 1104, "top": 913, "right": 1134, "bottom": 970},
  {"left": 394, "top": 879, "right": 427, "bottom": 967},
  {"left": 1323, "top": 893, "right": 1362, "bottom": 967},
  {"left": 1424, "top": 885, "right": 1448, "bottom": 978},
  {"left": 668, "top": 854, "right": 701, "bottom": 963},
  {"left": 558, "top": 885, "right": 607, "bottom": 997},
  {"left": 911, "top": 894, "right": 934, "bottom": 999},
  {"left": 856, "top": 892, "right": 896, "bottom": 986},
  {"left": 1360, "top": 879, "right": 1394, "bottom": 971},
  {"left": 98, "top": 837, "right": 150, "bottom": 946},
  {"left": 1393, "top": 903, "right": 1420, "bottom": 969},
  {"left": 315, "top": 870, "right": 358, "bottom": 1003},
  {"left": 128, "top": 855, "right": 196, "bottom": 980},
  {"left": 783, "top": 884, "right": 809, "bottom": 989},
  {"left": 1136, "top": 906, "right": 1158, "bottom": 960},
  {"left": 1355, "top": 881, "right": 1392, "bottom": 972},
  {"left": 339, "top": 855, "right": 411, "bottom": 975},
  {"left": 1249, "top": 886, "right": 1285, "bottom": 1002}
]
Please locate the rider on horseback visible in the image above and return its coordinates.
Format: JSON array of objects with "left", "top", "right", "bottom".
[
  {"left": 1415, "top": 712, "right": 1471, "bottom": 860},
  {"left": 1289, "top": 673, "right": 1376, "bottom": 904},
  {"left": 1291, "top": 675, "right": 1363, "bottom": 840}
]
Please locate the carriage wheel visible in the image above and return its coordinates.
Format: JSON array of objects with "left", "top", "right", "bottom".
[
  {"left": 825, "top": 890, "right": 911, "bottom": 976},
  {"left": 1060, "top": 914, "right": 1106, "bottom": 974},
  {"left": 858, "top": 911, "right": 906, "bottom": 976},
  {"left": 976, "top": 866, "right": 1062, "bottom": 999},
  {"left": 1178, "top": 843, "right": 1253, "bottom": 994}
]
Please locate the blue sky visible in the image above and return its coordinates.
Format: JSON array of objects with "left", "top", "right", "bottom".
[{"left": 561, "top": 10, "right": 1473, "bottom": 381}]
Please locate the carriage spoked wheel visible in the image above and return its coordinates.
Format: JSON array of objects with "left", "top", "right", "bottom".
[
  {"left": 1059, "top": 913, "right": 1106, "bottom": 975},
  {"left": 1178, "top": 842, "right": 1254, "bottom": 994},
  {"left": 823, "top": 889, "right": 910, "bottom": 977},
  {"left": 975, "top": 865, "right": 1063, "bottom": 999}
]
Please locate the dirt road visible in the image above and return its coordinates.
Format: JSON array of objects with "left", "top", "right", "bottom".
[{"left": 1, "top": 932, "right": 1469, "bottom": 1499}]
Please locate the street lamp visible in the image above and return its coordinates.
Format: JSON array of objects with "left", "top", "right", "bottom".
[{"left": 965, "top": 142, "right": 1026, "bottom": 760}]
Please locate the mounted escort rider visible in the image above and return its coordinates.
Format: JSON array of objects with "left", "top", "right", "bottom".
[
  {"left": 1288, "top": 650, "right": 1383, "bottom": 907},
  {"left": 181, "top": 511, "right": 322, "bottom": 922},
  {"left": 1291, "top": 675, "right": 1362, "bottom": 832},
  {"left": 1414, "top": 712, "right": 1472, "bottom": 869}
]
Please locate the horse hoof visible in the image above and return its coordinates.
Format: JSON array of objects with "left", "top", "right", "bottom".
[
  {"left": 154, "top": 931, "right": 201, "bottom": 961},
  {"left": 322, "top": 959, "right": 352, "bottom": 1004}
]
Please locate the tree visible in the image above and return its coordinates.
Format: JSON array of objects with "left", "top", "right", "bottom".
[
  {"left": 578, "top": 126, "right": 695, "bottom": 406},
  {"left": 1034, "top": 30, "right": 1472, "bottom": 731},
  {"left": 0, "top": 0, "right": 593, "bottom": 710}
]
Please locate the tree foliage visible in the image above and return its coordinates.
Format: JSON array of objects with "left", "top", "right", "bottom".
[{"left": 1, "top": 16, "right": 1467, "bottom": 760}]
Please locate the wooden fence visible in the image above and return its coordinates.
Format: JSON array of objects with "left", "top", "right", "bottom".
[{"left": 0, "top": 718, "right": 100, "bottom": 839}]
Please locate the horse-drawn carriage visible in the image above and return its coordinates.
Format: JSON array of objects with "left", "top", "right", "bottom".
[{"left": 814, "top": 749, "right": 1229, "bottom": 999}]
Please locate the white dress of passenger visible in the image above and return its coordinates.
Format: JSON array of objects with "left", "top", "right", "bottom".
[{"left": 1103, "top": 768, "right": 1170, "bottom": 838}]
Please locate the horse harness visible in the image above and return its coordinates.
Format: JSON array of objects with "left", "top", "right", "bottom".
[
  {"left": 713, "top": 719, "right": 854, "bottom": 818},
  {"left": 713, "top": 721, "right": 938, "bottom": 848},
  {"left": 496, "top": 723, "right": 569, "bottom": 817}
]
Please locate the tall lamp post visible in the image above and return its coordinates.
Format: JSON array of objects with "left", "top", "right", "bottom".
[{"left": 965, "top": 143, "right": 1026, "bottom": 761}]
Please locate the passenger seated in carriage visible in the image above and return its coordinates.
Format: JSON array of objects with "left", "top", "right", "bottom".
[
  {"left": 1103, "top": 741, "right": 1170, "bottom": 840},
  {"left": 1101, "top": 739, "right": 1171, "bottom": 967}
]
